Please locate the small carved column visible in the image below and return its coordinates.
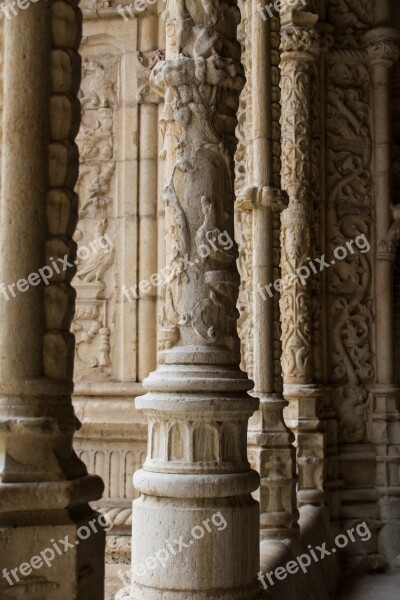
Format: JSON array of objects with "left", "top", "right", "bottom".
[
  {"left": 238, "top": 0, "right": 298, "bottom": 542},
  {"left": 279, "top": 2, "right": 325, "bottom": 508},
  {"left": 0, "top": 2, "right": 105, "bottom": 599},
  {"left": 365, "top": 12, "right": 400, "bottom": 567},
  {"left": 122, "top": 1, "right": 261, "bottom": 599}
]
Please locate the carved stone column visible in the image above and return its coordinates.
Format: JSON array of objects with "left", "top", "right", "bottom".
[
  {"left": 238, "top": 0, "right": 298, "bottom": 542},
  {"left": 279, "top": 2, "right": 325, "bottom": 508},
  {"left": 120, "top": 1, "right": 261, "bottom": 598},
  {"left": 365, "top": 11, "right": 400, "bottom": 568},
  {"left": 0, "top": 3, "right": 105, "bottom": 598}
]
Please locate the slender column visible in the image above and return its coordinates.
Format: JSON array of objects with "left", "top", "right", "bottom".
[
  {"left": 365, "top": 26, "right": 400, "bottom": 385},
  {"left": 364, "top": 9, "right": 400, "bottom": 567},
  {"left": 279, "top": 2, "right": 325, "bottom": 508},
  {"left": 120, "top": 1, "right": 261, "bottom": 598},
  {"left": 137, "top": 13, "right": 162, "bottom": 381},
  {"left": 157, "top": 3, "right": 166, "bottom": 324},
  {"left": 238, "top": 0, "right": 298, "bottom": 541},
  {"left": 0, "top": 2, "right": 105, "bottom": 599}
]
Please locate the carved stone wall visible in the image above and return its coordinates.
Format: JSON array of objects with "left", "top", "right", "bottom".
[
  {"left": 71, "top": 5, "right": 164, "bottom": 599},
  {"left": 69, "top": 0, "right": 400, "bottom": 593},
  {"left": 236, "top": 0, "right": 400, "bottom": 572}
]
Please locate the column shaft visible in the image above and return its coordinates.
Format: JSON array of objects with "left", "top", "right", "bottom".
[
  {"left": 0, "top": 8, "right": 48, "bottom": 378},
  {"left": 138, "top": 13, "right": 160, "bottom": 381},
  {"left": 279, "top": 2, "right": 325, "bottom": 508},
  {"left": 238, "top": 0, "right": 298, "bottom": 544},
  {"left": 365, "top": 16, "right": 400, "bottom": 568}
]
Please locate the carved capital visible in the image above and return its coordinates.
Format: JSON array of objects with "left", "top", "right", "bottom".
[
  {"left": 365, "top": 28, "right": 400, "bottom": 67},
  {"left": 280, "top": 26, "right": 320, "bottom": 61},
  {"left": 367, "top": 40, "right": 400, "bottom": 66}
]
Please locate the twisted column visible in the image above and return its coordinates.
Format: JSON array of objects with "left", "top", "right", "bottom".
[
  {"left": 0, "top": 2, "right": 104, "bottom": 598},
  {"left": 124, "top": 1, "right": 261, "bottom": 598},
  {"left": 279, "top": 3, "right": 325, "bottom": 508}
]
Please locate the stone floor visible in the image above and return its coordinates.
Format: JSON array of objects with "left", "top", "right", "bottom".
[{"left": 336, "top": 573, "right": 400, "bottom": 600}]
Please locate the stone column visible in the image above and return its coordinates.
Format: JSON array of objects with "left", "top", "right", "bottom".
[
  {"left": 137, "top": 13, "right": 163, "bottom": 381},
  {"left": 120, "top": 1, "right": 261, "bottom": 598},
  {"left": 238, "top": 0, "right": 298, "bottom": 542},
  {"left": 279, "top": 2, "right": 325, "bottom": 508},
  {"left": 0, "top": 2, "right": 105, "bottom": 599},
  {"left": 364, "top": 9, "right": 400, "bottom": 568}
]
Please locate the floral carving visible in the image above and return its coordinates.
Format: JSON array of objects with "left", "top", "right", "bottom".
[
  {"left": 326, "top": 52, "right": 374, "bottom": 443},
  {"left": 72, "top": 51, "right": 119, "bottom": 379},
  {"left": 150, "top": 0, "right": 245, "bottom": 359}
]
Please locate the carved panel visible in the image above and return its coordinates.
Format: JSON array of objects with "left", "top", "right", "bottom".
[
  {"left": 326, "top": 49, "right": 374, "bottom": 443},
  {"left": 72, "top": 48, "right": 119, "bottom": 380}
]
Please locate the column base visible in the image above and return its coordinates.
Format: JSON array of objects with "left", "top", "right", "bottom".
[
  {"left": 128, "top": 495, "right": 260, "bottom": 599},
  {"left": 124, "top": 582, "right": 262, "bottom": 600}
]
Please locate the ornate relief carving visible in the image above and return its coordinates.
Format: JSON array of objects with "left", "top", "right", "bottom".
[
  {"left": 150, "top": 0, "right": 245, "bottom": 360},
  {"left": 326, "top": 51, "right": 374, "bottom": 443},
  {"left": 106, "top": 536, "right": 132, "bottom": 565},
  {"left": 279, "top": 29, "right": 314, "bottom": 381},
  {"left": 72, "top": 50, "right": 119, "bottom": 380},
  {"left": 279, "top": 6, "right": 326, "bottom": 508},
  {"left": 327, "top": 0, "right": 372, "bottom": 46},
  {"left": 236, "top": 210, "right": 254, "bottom": 379},
  {"left": 235, "top": 0, "right": 254, "bottom": 379},
  {"left": 137, "top": 50, "right": 165, "bottom": 104},
  {"left": 279, "top": 21, "right": 319, "bottom": 384}
]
